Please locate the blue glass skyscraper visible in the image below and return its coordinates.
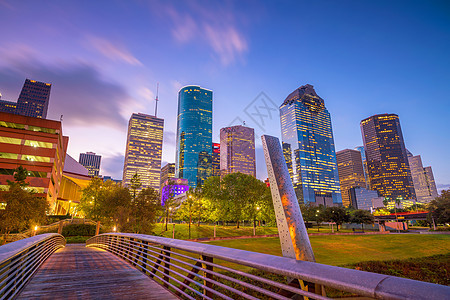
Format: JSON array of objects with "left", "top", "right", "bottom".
[
  {"left": 175, "top": 86, "right": 213, "bottom": 188},
  {"left": 280, "top": 84, "right": 342, "bottom": 205}
]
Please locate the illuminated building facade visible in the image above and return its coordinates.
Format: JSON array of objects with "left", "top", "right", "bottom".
[
  {"left": 212, "top": 143, "right": 220, "bottom": 176},
  {"left": 407, "top": 152, "right": 438, "bottom": 203},
  {"left": 360, "top": 114, "right": 416, "bottom": 200},
  {"left": 58, "top": 154, "right": 91, "bottom": 216},
  {"left": 354, "top": 146, "right": 370, "bottom": 188},
  {"left": 161, "top": 178, "right": 189, "bottom": 206},
  {"left": 175, "top": 86, "right": 212, "bottom": 188},
  {"left": 0, "top": 112, "right": 68, "bottom": 212},
  {"left": 220, "top": 125, "right": 256, "bottom": 177},
  {"left": 336, "top": 149, "right": 366, "bottom": 207},
  {"left": 0, "top": 79, "right": 51, "bottom": 119},
  {"left": 160, "top": 163, "right": 175, "bottom": 188},
  {"left": 79, "top": 151, "right": 101, "bottom": 177},
  {"left": 349, "top": 187, "right": 384, "bottom": 211},
  {"left": 123, "top": 113, "right": 164, "bottom": 192},
  {"left": 280, "top": 84, "right": 342, "bottom": 205}
]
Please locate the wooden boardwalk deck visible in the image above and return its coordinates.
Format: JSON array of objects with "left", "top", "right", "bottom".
[{"left": 17, "top": 244, "right": 179, "bottom": 300}]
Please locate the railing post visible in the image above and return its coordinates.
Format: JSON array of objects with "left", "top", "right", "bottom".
[
  {"left": 95, "top": 221, "right": 100, "bottom": 236},
  {"left": 58, "top": 220, "right": 64, "bottom": 234},
  {"left": 163, "top": 246, "right": 171, "bottom": 288},
  {"left": 141, "top": 241, "right": 149, "bottom": 275},
  {"left": 202, "top": 255, "right": 213, "bottom": 298}
]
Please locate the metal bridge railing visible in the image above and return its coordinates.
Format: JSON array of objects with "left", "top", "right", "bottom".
[
  {"left": 0, "top": 233, "right": 65, "bottom": 299},
  {"left": 86, "top": 233, "right": 449, "bottom": 300}
]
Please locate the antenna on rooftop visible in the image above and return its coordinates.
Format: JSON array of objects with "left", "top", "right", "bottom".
[
  {"left": 60, "top": 115, "right": 63, "bottom": 122},
  {"left": 154, "top": 83, "right": 159, "bottom": 117}
]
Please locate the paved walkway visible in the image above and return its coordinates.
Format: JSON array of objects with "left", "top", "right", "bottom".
[{"left": 17, "top": 244, "right": 178, "bottom": 300}]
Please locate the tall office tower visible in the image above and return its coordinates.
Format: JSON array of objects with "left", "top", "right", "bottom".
[
  {"left": 175, "top": 86, "right": 212, "bottom": 188},
  {"left": 160, "top": 163, "right": 175, "bottom": 187},
  {"left": 123, "top": 113, "right": 164, "bottom": 192},
  {"left": 407, "top": 152, "right": 438, "bottom": 203},
  {"left": 354, "top": 146, "right": 370, "bottom": 188},
  {"left": 17, "top": 79, "right": 52, "bottom": 118},
  {"left": 212, "top": 143, "right": 221, "bottom": 176},
  {"left": 336, "top": 149, "right": 367, "bottom": 207},
  {"left": 280, "top": 84, "right": 342, "bottom": 206},
  {"left": 0, "top": 79, "right": 51, "bottom": 118},
  {"left": 79, "top": 152, "right": 101, "bottom": 177},
  {"left": 360, "top": 114, "right": 416, "bottom": 200},
  {"left": 220, "top": 125, "right": 256, "bottom": 177}
]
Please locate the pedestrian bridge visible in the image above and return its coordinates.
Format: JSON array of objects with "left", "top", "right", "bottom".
[{"left": 1, "top": 233, "right": 448, "bottom": 300}]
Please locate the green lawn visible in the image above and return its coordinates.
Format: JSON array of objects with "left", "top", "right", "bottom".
[
  {"left": 153, "top": 223, "right": 280, "bottom": 239},
  {"left": 152, "top": 223, "right": 359, "bottom": 239},
  {"left": 206, "top": 234, "right": 450, "bottom": 266}
]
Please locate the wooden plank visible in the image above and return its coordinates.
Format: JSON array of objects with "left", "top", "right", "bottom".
[{"left": 17, "top": 244, "right": 179, "bottom": 300}]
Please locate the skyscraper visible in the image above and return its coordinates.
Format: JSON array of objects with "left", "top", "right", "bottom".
[
  {"left": 354, "top": 146, "right": 370, "bottom": 189},
  {"left": 280, "top": 84, "right": 342, "bottom": 205},
  {"left": 79, "top": 152, "right": 101, "bottom": 177},
  {"left": 336, "top": 149, "right": 366, "bottom": 207},
  {"left": 17, "top": 79, "right": 51, "bottom": 118},
  {"left": 220, "top": 125, "right": 256, "bottom": 177},
  {"left": 0, "top": 78, "right": 51, "bottom": 118},
  {"left": 407, "top": 152, "right": 438, "bottom": 203},
  {"left": 212, "top": 143, "right": 221, "bottom": 176},
  {"left": 123, "top": 113, "right": 164, "bottom": 191},
  {"left": 175, "top": 86, "right": 212, "bottom": 188},
  {"left": 360, "top": 114, "right": 416, "bottom": 200}
]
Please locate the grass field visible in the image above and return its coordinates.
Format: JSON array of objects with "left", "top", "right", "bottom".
[
  {"left": 206, "top": 234, "right": 450, "bottom": 266},
  {"left": 152, "top": 223, "right": 358, "bottom": 239}
]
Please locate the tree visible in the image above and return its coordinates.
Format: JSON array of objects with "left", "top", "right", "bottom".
[
  {"left": 130, "top": 188, "right": 162, "bottom": 234},
  {"left": 79, "top": 177, "right": 104, "bottom": 221},
  {"left": 320, "top": 207, "right": 349, "bottom": 231},
  {"left": 428, "top": 190, "right": 450, "bottom": 225},
  {"left": 301, "top": 203, "right": 324, "bottom": 231},
  {"left": 350, "top": 209, "right": 374, "bottom": 231},
  {"left": 203, "top": 173, "right": 273, "bottom": 229},
  {"left": 130, "top": 173, "right": 142, "bottom": 200},
  {"left": 0, "top": 166, "right": 48, "bottom": 234}
]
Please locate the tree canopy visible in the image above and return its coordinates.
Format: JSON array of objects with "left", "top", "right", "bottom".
[{"left": 0, "top": 166, "right": 48, "bottom": 234}]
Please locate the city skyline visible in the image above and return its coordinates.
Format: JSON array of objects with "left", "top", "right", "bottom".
[{"left": 0, "top": 1, "right": 448, "bottom": 191}]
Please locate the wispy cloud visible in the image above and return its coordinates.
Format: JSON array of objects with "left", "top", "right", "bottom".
[
  {"left": 86, "top": 35, "right": 142, "bottom": 66},
  {"left": 161, "top": 3, "right": 248, "bottom": 66},
  {"left": 0, "top": 43, "right": 38, "bottom": 67}
]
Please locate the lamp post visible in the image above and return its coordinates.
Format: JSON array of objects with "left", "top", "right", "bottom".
[
  {"left": 68, "top": 200, "right": 72, "bottom": 218},
  {"left": 188, "top": 194, "right": 192, "bottom": 239}
]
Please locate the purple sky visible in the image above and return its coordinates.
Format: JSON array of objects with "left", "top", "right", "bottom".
[{"left": 0, "top": 0, "right": 449, "bottom": 191}]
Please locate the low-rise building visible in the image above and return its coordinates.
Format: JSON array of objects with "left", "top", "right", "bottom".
[{"left": 0, "top": 112, "right": 68, "bottom": 212}]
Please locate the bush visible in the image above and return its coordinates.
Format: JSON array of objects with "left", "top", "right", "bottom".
[
  {"left": 62, "top": 224, "right": 97, "bottom": 237},
  {"left": 431, "top": 226, "right": 450, "bottom": 232}
]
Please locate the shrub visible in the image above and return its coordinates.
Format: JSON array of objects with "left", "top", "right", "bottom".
[{"left": 62, "top": 224, "right": 97, "bottom": 237}]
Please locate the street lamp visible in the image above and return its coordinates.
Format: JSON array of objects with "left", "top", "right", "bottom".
[
  {"left": 33, "top": 225, "right": 38, "bottom": 236},
  {"left": 68, "top": 200, "right": 72, "bottom": 217}
]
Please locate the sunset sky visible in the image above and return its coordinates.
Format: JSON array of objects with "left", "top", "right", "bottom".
[{"left": 0, "top": 0, "right": 449, "bottom": 191}]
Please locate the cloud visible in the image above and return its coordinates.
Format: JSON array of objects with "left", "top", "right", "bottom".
[
  {"left": 0, "top": 53, "right": 135, "bottom": 130},
  {"left": 86, "top": 35, "right": 142, "bottom": 66},
  {"left": 101, "top": 153, "right": 124, "bottom": 180},
  {"left": 163, "top": 130, "right": 176, "bottom": 147},
  {"left": 161, "top": 3, "right": 248, "bottom": 66},
  {"left": 436, "top": 183, "right": 450, "bottom": 193},
  {"left": 0, "top": 44, "right": 38, "bottom": 67}
]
